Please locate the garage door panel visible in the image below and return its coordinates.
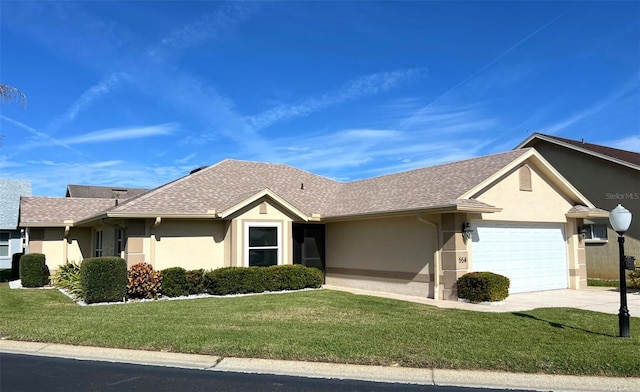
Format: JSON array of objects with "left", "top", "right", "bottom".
[{"left": 471, "top": 223, "right": 568, "bottom": 294}]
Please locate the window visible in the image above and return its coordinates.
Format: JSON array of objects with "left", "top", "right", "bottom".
[
  {"left": 583, "top": 224, "right": 608, "bottom": 242},
  {"left": 244, "top": 222, "right": 281, "bottom": 267},
  {"left": 116, "top": 228, "right": 124, "bottom": 254},
  {"left": 0, "top": 232, "right": 9, "bottom": 257},
  {"left": 94, "top": 230, "right": 103, "bottom": 257}
]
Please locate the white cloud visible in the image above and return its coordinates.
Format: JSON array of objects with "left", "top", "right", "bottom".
[
  {"left": 540, "top": 72, "right": 640, "bottom": 135},
  {"left": 246, "top": 68, "right": 427, "bottom": 131},
  {"left": 606, "top": 135, "right": 640, "bottom": 153},
  {"left": 60, "top": 123, "right": 178, "bottom": 145},
  {"left": 48, "top": 73, "right": 125, "bottom": 132}
]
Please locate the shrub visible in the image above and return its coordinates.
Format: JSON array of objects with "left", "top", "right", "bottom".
[
  {"left": 457, "top": 271, "right": 510, "bottom": 303},
  {"left": 81, "top": 257, "right": 127, "bottom": 304},
  {"left": 161, "top": 267, "right": 188, "bottom": 297},
  {"left": 19, "top": 253, "right": 49, "bottom": 288},
  {"left": 52, "top": 261, "right": 83, "bottom": 297},
  {"left": 204, "top": 267, "right": 256, "bottom": 295},
  {"left": 204, "top": 265, "right": 323, "bottom": 296},
  {"left": 629, "top": 260, "right": 640, "bottom": 289},
  {"left": 128, "top": 263, "right": 162, "bottom": 299},
  {"left": 185, "top": 269, "right": 205, "bottom": 294}
]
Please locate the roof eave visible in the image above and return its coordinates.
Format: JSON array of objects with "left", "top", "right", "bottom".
[
  {"left": 322, "top": 204, "right": 501, "bottom": 222},
  {"left": 517, "top": 133, "right": 640, "bottom": 171}
]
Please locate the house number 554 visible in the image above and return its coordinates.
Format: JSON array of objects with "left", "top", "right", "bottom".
[{"left": 458, "top": 257, "right": 467, "bottom": 263}]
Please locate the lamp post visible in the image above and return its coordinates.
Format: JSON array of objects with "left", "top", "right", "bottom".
[{"left": 609, "top": 204, "right": 633, "bottom": 338}]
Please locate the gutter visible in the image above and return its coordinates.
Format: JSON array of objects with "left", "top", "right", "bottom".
[{"left": 416, "top": 213, "right": 441, "bottom": 301}]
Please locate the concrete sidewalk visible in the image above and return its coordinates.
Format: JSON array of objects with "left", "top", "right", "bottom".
[
  {"left": 324, "top": 285, "right": 640, "bottom": 315},
  {"left": 0, "top": 340, "right": 637, "bottom": 392}
]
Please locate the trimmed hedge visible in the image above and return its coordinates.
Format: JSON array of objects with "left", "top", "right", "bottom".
[
  {"left": 81, "top": 257, "right": 127, "bottom": 304},
  {"left": 19, "top": 253, "right": 49, "bottom": 288},
  {"left": 204, "top": 265, "right": 323, "bottom": 296},
  {"left": 457, "top": 271, "right": 510, "bottom": 303},
  {"left": 185, "top": 269, "right": 205, "bottom": 295},
  {"left": 161, "top": 267, "right": 188, "bottom": 297},
  {"left": 629, "top": 260, "right": 640, "bottom": 289}
]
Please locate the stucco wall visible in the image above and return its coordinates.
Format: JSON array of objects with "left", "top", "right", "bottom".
[
  {"left": 152, "top": 219, "right": 227, "bottom": 271},
  {"left": 230, "top": 199, "right": 296, "bottom": 267},
  {"left": 476, "top": 164, "right": 573, "bottom": 223},
  {"left": 531, "top": 143, "right": 639, "bottom": 280},
  {"left": 325, "top": 215, "right": 436, "bottom": 297}
]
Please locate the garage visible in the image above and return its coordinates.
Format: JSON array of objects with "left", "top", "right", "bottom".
[{"left": 470, "top": 223, "right": 568, "bottom": 293}]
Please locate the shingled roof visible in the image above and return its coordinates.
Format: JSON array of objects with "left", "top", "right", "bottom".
[
  {"left": 516, "top": 133, "right": 640, "bottom": 169},
  {"left": 22, "top": 148, "right": 578, "bottom": 225},
  {"left": 20, "top": 197, "right": 115, "bottom": 227},
  {"left": 65, "top": 185, "right": 149, "bottom": 199}
]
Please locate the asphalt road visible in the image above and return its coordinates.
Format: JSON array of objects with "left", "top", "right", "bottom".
[{"left": 0, "top": 353, "right": 534, "bottom": 392}]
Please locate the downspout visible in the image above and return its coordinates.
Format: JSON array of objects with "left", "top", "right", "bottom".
[
  {"left": 63, "top": 225, "right": 70, "bottom": 264},
  {"left": 150, "top": 217, "right": 162, "bottom": 267},
  {"left": 417, "top": 214, "right": 441, "bottom": 300}
]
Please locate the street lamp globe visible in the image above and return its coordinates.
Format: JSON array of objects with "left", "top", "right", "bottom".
[{"left": 610, "top": 204, "right": 632, "bottom": 235}]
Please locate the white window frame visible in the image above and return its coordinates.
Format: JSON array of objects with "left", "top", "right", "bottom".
[
  {"left": 0, "top": 232, "right": 10, "bottom": 257},
  {"left": 94, "top": 230, "right": 103, "bottom": 257},
  {"left": 243, "top": 222, "right": 282, "bottom": 267},
  {"left": 116, "top": 228, "right": 124, "bottom": 255},
  {"left": 583, "top": 224, "right": 608, "bottom": 244}
]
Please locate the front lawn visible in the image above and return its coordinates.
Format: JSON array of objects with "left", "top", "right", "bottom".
[{"left": 0, "top": 284, "right": 638, "bottom": 376}]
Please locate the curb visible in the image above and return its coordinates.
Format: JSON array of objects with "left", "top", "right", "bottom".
[{"left": 1, "top": 340, "right": 638, "bottom": 391}]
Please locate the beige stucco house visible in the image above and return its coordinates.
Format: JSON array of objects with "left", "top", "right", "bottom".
[
  {"left": 517, "top": 133, "right": 639, "bottom": 280},
  {"left": 19, "top": 148, "right": 606, "bottom": 300}
]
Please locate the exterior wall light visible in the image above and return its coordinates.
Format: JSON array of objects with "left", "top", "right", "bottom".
[
  {"left": 609, "top": 204, "right": 633, "bottom": 338},
  {"left": 579, "top": 225, "right": 588, "bottom": 239},
  {"left": 462, "top": 222, "right": 474, "bottom": 242}
]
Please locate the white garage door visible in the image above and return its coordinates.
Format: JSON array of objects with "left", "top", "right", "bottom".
[{"left": 471, "top": 223, "right": 568, "bottom": 293}]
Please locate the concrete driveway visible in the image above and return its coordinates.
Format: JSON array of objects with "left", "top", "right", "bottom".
[{"left": 324, "top": 285, "right": 640, "bottom": 315}]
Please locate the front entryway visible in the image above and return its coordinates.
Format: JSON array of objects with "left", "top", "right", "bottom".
[{"left": 292, "top": 224, "right": 325, "bottom": 277}]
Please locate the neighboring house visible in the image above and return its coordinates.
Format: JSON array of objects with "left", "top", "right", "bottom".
[
  {"left": 516, "top": 133, "right": 639, "bottom": 280},
  {"left": 19, "top": 148, "right": 606, "bottom": 300},
  {"left": 65, "top": 184, "right": 149, "bottom": 199},
  {"left": 0, "top": 179, "right": 32, "bottom": 269}
]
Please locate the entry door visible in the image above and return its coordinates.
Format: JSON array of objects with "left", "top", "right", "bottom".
[{"left": 293, "top": 224, "right": 325, "bottom": 278}]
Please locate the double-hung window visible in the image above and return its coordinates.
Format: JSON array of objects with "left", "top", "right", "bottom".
[
  {"left": 94, "top": 230, "right": 103, "bottom": 257},
  {"left": 244, "top": 222, "right": 281, "bottom": 267},
  {"left": 0, "top": 232, "right": 9, "bottom": 257}
]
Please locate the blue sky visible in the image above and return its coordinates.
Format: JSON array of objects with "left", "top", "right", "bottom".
[{"left": 1, "top": 1, "right": 638, "bottom": 196}]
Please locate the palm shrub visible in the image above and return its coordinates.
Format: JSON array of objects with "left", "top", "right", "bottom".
[
  {"left": 81, "top": 257, "right": 127, "bottom": 304},
  {"left": 161, "top": 267, "right": 188, "bottom": 297},
  {"left": 52, "top": 261, "right": 83, "bottom": 297},
  {"left": 128, "top": 263, "right": 162, "bottom": 299},
  {"left": 457, "top": 271, "right": 510, "bottom": 303},
  {"left": 19, "top": 253, "right": 49, "bottom": 287}
]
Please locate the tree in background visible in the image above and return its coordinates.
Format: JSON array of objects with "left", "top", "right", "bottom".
[{"left": 0, "top": 84, "right": 27, "bottom": 107}]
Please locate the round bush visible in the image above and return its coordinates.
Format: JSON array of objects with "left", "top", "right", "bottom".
[
  {"left": 81, "top": 257, "right": 127, "bottom": 304},
  {"left": 457, "top": 271, "right": 510, "bottom": 303},
  {"left": 19, "top": 253, "right": 49, "bottom": 288},
  {"left": 161, "top": 267, "right": 188, "bottom": 297},
  {"left": 128, "top": 263, "right": 162, "bottom": 299}
]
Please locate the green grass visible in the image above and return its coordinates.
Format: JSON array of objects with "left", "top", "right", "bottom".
[
  {"left": 1, "top": 283, "right": 639, "bottom": 377},
  {"left": 588, "top": 279, "right": 621, "bottom": 287}
]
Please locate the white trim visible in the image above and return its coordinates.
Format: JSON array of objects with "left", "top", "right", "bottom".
[{"left": 243, "top": 221, "right": 282, "bottom": 267}]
